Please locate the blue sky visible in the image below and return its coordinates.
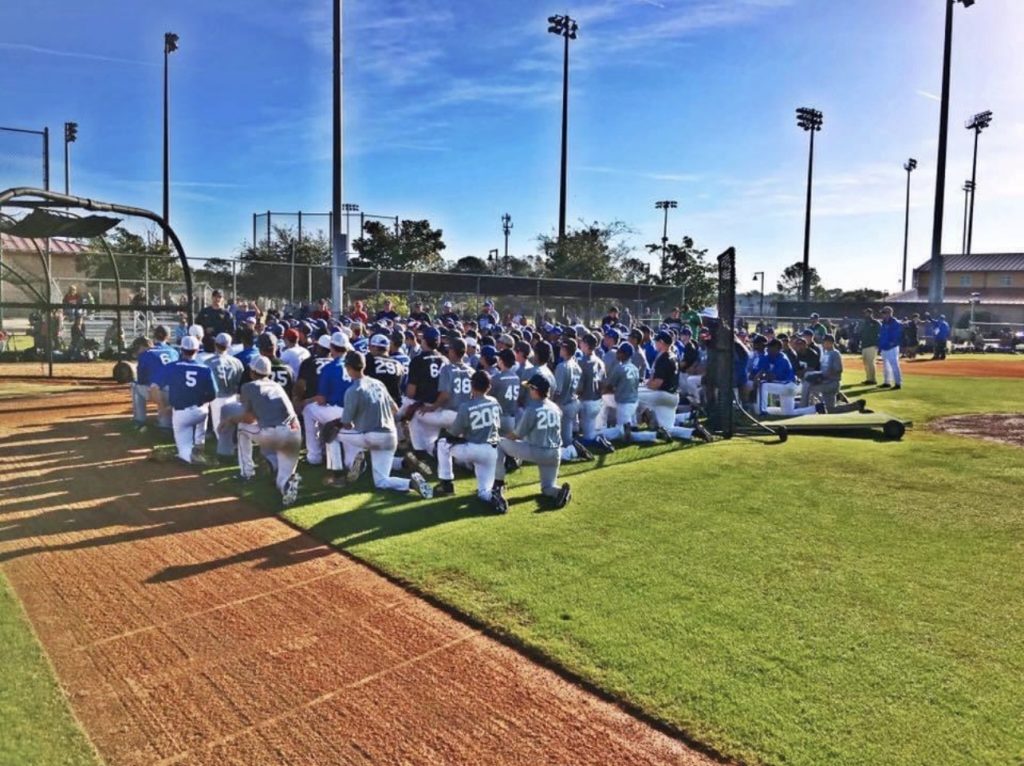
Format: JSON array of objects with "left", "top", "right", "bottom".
[{"left": 2, "top": 0, "right": 1022, "bottom": 292}]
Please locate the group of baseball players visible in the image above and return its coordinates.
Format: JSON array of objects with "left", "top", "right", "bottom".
[{"left": 129, "top": 297, "right": 734, "bottom": 513}]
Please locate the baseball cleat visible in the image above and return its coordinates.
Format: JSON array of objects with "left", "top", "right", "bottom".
[
  {"left": 893, "top": 384, "right": 902, "bottom": 390},
  {"left": 404, "top": 450, "right": 433, "bottom": 477},
  {"left": 281, "top": 475, "right": 300, "bottom": 507},
  {"left": 411, "top": 472, "right": 433, "bottom": 499},
  {"left": 878, "top": 383, "right": 892, "bottom": 388},
  {"left": 346, "top": 451, "right": 366, "bottom": 483},
  {"left": 504, "top": 454, "right": 522, "bottom": 473},
  {"left": 434, "top": 479, "right": 456, "bottom": 496},
  {"left": 596, "top": 436, "right": 616, "bottom": 453},
  {"left": 233, "top": 473, "right": 255, "bottom": 483},
  {"left": 322, "top": 473, "right": 347, "bottom": 488},
  {"left": 190, "top": 448, "right": 209, "bottom": 465},
  {"left": 555, "top": 483, "right": 572, "bottom": 509},
  {"left": 815, "top": 403, "right": 827, "bottom": 414},
  {"left": 572, "top": 439, "right": 594, "bottom": 461},
  {"left": 490, "top": 489, "right": 508, "bottom": 514},
  {"left": 655, "top": 427, "right": 672, "bottom": 442},
  {"left": 854, "top": 399, "right": 867, "bottom": 412},
  {"left": 321, "top": 419, "right": 343, "bottom": 444},
  {"left": 693, "top": 424, "right": 713, "bottom": 443}
]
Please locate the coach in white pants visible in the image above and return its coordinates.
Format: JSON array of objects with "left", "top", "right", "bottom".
[{"left": 878, "top": 307, "right": 904, "bottom": 389}]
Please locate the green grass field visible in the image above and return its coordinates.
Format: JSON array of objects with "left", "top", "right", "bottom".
[
  {"left": 271, "top": 365, "right": 1024, "bottom": 766},
  {"left": 0, "top": 574, "right": 99, "bottom": 766}
]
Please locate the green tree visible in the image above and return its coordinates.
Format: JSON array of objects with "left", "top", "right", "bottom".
[
  {"left": 79, "top": 227, "right": 183, "bottom": 283},
  {"left": 449, "top": 255, "right": 490, "bottom": 274},
  {"left": 352, "top": 219, "right": 446, "bottom": 271},
  {"left": 619, "top": 257, "right": 652, "bottom": 285},
  {"left": 538, "top": 221, "right": 634, "bottom": 282},
  {"left": 777, "top": 261, "right": 823, "bottom": 298},
  {"left": 234, "top": 225, "right": 332, "bottom": 302},
  {"left": 644, "top": 236, "right": 718, "bottom": 308}
]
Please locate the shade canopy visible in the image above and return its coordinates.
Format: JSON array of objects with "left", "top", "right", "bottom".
[{"left": 0, "top": 208, "right": 121, "bottom": 239}]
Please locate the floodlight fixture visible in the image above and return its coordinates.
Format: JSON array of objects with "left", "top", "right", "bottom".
[
  {"left": 164, "top": 32, "right": 179, "bottom": 54},
  {"left": 548, "top": 13, "right": 579, "bottom": 245},
  {"left": 795, "top": 107, "right": 823, "bottom": 301},
  {"left": 795, "top": 107, "right": 823, "bottom": 132},
  {"left": 904, "top": 158, "right": 917, "bottom": 172},
  {"left": 965, "top": 110, "right": 992, "bottom": 132}
]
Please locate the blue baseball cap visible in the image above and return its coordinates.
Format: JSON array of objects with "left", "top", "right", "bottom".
[
  {"left": 422, "top": 327, "right": 441, "bottom": 343},
  {"left": 480, "top": 345, "right": 498, "bottom": 362},
  {"left": 655, "top": 330, "right": 673, "bottom": 345},
  {"left": 604, "top": 327, "right": 620, "bottom": 341},
  {"left": 617, "top": 342, "right": 633, "bottom": 356}
]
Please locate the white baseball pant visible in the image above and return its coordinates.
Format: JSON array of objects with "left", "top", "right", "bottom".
[
  {"left": 596, "top": 393, "right": 617, "bottom": 429},
  {"left": 437, "top": 438, "right": 498, "bottom": 501},
  {"left": 577, "top": 399, "right": 603, "bottom": 441},
  {"left": 758, "top": 382, "right": 816, "bottom": 416},
  {"left": 639, "top": 388, "right": 696, "bottom": 440},
  {"left": 558, "top": 400, "right": 580, "bottom": 448},
  {"left": 409, "top": 408, "right": 457, "bottom": 452},
  {"left": 881, "top": 347, "right": 902, "bottom": 386},
  {"left": 210, "top": 395, "right": 240, "bottom": 456},
  {"left": 171, "top": 404, "right": 209, "bottom": 463},
  {"left": 302, "top": 402, "right": 345, "bottom": 465},
  {"left": 600, "top": 401, "right": 657, "bottom": 443},
  {"left": 495, "top": 438, "right": 562, "bottom": 498},
  {"left": 131, "top": 382, "right": 150, "bottom": 424},
  {"left": 337, "top": 430, "right": 411, "bottom": 492},
  {"left": 238, "top": 421, "right": 301, "bottom": 494}
]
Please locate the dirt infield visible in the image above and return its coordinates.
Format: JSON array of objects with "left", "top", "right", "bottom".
[
  {"left": 900, "top": 357, "right": 1024, "bottom": 379},
  {"left": 0, "top": 389, "right": 713, "bottom": 766},
  {"left": 930, "top": 412, "right": 1024, "bottom": 448}
]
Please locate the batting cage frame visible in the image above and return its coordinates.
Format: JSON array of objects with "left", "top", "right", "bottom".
[{"left": 0, "top": 187, "right": 195, "bottom": 377}]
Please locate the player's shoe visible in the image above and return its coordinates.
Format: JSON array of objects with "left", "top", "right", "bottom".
[
  {"left": 322, "top": 473, "right": 347, "bottom": 488},
  {"left": 434, "top": 479, "right": 456, "bottom": 496},
  {"left": 893, "top": 384, "right": 902, "bottom": 390},
  {"left": 411, "top": 472, "right": 433, "bottom": 499},
  {"left": 692, "top": 424, "right": 713, "bottom": 443},
  {"left": 490, "top": 488, "right": 508, "bottom": 514},
  {"left": 596, "top": 436, "right": 616, "bottom": 453},
  {"left": 233, "top": 473, "right": 255, "bottom": 483},
  {"left": 346, "top": 451, "right": 366, "bottom": 483},
  {"left": 403, "top": 450, "right": 433, "bottom": 477},
  {"left": 504, "top": 454, "right": 521, "bottom": 473},
  {"left": 281, "top": 474, "right": 300, "bottom": 507},
  {"left": 815, "top": 402, "right": 827, "bottom": 414},
  {"left": 190, "top": 447, "right": 209, "bottom": 466},
  {"left": 321, "top": 419, "right": 343, "bottom": 444},
  {"left": 572, "top": 439, "right": 594, "bottom": 461},
  {"left": 878, "top": 383, "right": 892, "bottom": 388},
  {"left": 554, "top": 483, "right": 572, "bottom": 509},
  {"left": 655, "top": 427, "right": 672, "bottom": 442}
]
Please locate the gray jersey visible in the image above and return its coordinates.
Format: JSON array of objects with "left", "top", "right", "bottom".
[
  {"left": 451, "top": 395, "right": 501, "bottom": 445},
  {"left": 515, "top": 361, "right": 535, "bottom": 384},
  {"left": 490, "top": 369, "right": 521, "bottom": 418},
  {"left": 602, "top": 346, "right": 619, "bottom": 374},
  {"left": 630, "top": 347, "right": 649, "bottom": 379},
  {"left": 819, "top": 348, "right": 843, "bottom": 381},
  {"left": 438, "top": 361, "right": 474, "bottom": 411},
  {"left": 515, "top": 399, "right": 562, "bottom": 450},
  {"left": 553, "top": 358, "right": 582, "bottom": 406},
  {"left": 343, "top": 377, "right": 396, "bottom": 433},
  {"left": 240, "top": 379, "right": 297, "bottom": 429},
  {"left": 607, "top": 361, "right": 640, "bottom": 404},
  {"left": 578, "top": 354, "right": 606, "bottom": 402},
  {"left": 207, "top": 352, "right": 244, "bottom": 397}
]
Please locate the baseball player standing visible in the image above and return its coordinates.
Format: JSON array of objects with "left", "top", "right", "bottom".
[
  {"left": 433, "top": 370, "right": 507, "bottom": 513},
  {"left": 161, "top": 335, "right": 217, "bottom": 465},
  {"left": 493, "top": 373, "right": 571, "bottom": 510},
  {"left": 230, "top": 355, "right": 302, "bottom": 506}
]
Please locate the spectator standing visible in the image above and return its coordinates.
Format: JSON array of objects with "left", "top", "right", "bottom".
[
  {"left": 860, "top": 308, "right": 881, "bottom": 384},
  {"left": 196, "top": 289, "right": 234, "bottom": 336},
  {"left": 932, "top": 315, "right": 951, "bottom": 360},
  {"left": 877, "top": 305, "right": 903, "bottom": 389}
]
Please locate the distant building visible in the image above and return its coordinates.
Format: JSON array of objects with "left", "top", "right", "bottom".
[
  {"left": 0, "top": 233, "right": 89, "bottom": 303},
  {"left": 912, "top": 253, "right": 1024, "bottom": 302}
]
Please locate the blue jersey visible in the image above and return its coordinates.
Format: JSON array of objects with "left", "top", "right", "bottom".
[
  {"left": 163, "top": 359, "right": 217, "bottom": 410},
  {"left": 753, "top": 352, "right": 796, "bottom": 384},
  {"left": 137, "top": 343, "right": 179, "bottom": 385},
  {"left": 316, "top": 357, "right": 353, "bottom": 406},
  {"left": 642, "top": 341, "right": 658, "bottom": 367},
  {"left": 234, "top": 346, "right": 260, "bottom": 371},
  {"left": 352, "top": 337, "right": 369, "bottom": 353},
  {"left": 391, "top": 351, "right": 411, "bottom": 390}
]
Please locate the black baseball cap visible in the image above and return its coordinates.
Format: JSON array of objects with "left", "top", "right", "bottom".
[{"left": 526, "top": 373, "right": 551, "bottom": 396}]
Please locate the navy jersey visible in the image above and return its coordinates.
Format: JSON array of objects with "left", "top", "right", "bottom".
[
  {"left": 137, "top": 343, "right": 179, "bottom": 385},
  {"left": 407, "top": 350, "right": 444, "bottom": 403},
  {"left": 163, "top": 359, "right": 216, "bottom": 409},
  {"left": 651, "top": 351, "right": 678, "bottom": 393},
  {"left": 367, "top": 353, "right": 406, "bottom": 405},
  {"left": 299, "top": 354, "right": 332, "bottom": 399}
]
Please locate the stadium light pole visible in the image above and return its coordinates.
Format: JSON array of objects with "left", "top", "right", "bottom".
[
  {"left": 331, "top": 0, "right": 348, "bottom": 311},
  {"left": 961, "top": 180, "right": 974, "bottom": 255},
  {"left": 964, "top": 109, "right": 991, "bottom": 255},
  {"left": 901, "top": 158, "right": 917, "bottom": 291},
  {"left": 548, "top": 13, "right": 578, "bottom": 247},
  {"left": 753, "top": 271, "right": 765, "bottom": 317},
  {"left": 655, "top": 200, "right": 677, "bottom": 277},
  {"left": 342, "top": 203, "right": 359, "bottom": 253},
  {"left": 796, "top": 107, "right": 823, "bottom": 303},
  {"left": 162, "top": 32, "right": 178, "bottom": 251},
  {"left": 501, "top": 212, "right": 513, "bottom": 262},
  {"left": 63, "top": 122, "right": 78, "bottom": 195},
  {"left": 928, "top": 0, "right": 979, "bottom": 310}
]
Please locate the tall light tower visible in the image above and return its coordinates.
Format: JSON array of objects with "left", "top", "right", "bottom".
[
  {"left": 964, "top": 109, "right": 992, "bottom": 255},
  {"left": 901, "top": 158, "right": 917, "bottom": 291},
  {"left": 501, "top": 212, "right": 513, "bottom": 266},
  {"left": 331, "top": 0, "right": 348, "bottom": 310},
  {"left": 796, "top": 107, "right": 823, "bottom": 303},
  {"left": 655, "top": 200, "right": 678, "bottom": 277},
  {"left": 928, "top": 0, "right": 980, "bottom": 309},
  {"left": 162, "top": 32, "right": 178, "bottom": 250},
  {"left": 961, "top": 180, "right": 974, "bottom": 255},
  {"left": 63, "top": 122, "right": 78, "bottom": 195},
  {"left": 547, "top": 13, "right": 578, "bottom": 246}
]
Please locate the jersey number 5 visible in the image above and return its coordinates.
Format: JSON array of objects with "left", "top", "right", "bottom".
[{"left": 184, "top": 370, "right": 197, "bottom": 388}]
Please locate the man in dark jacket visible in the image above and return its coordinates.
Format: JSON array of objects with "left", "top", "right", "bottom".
[
  {"left": 860, "top": 308, "right": 881, "bottom": 384},
  {"left": 878, "top": 306, "right": 903, "bottom": 389}
]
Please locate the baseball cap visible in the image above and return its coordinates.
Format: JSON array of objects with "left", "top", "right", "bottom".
[
  {"left": 680, "top": 327, "right": 692, "bottom": 336},
  {"left": 800, "top": 329, "right": 814, "bottom": 338},
  {"left": 422, "top": 327, "right": 441, "bottom": 343},
  {"left": 180, "top": 336, "right": 200, "bottom": 352},
  {"left": 525, "top": 373, "right": 551, "bottom": 395},
  {"left": 617, "top": 342, "right": 633, "bottom": 357},
  {"left": 257, "top": 333, "right": 277, "bottom": 350},
  {"left": 317, "top": 334, "right": 333, "bottom": 351},
  {"left": 655, "top": 330, "right": 673, "bottom": 345},
  {"left": 465, "top": 336, "right": 478, "bottom": 348},
  {"left": 369, "top": 333, "right": 390, "bottom": 348},
  {"left": 249, "top": 356, "right": 272, "bottom": 377},
  {"left": 214, "top": 332, "right": 232, "bottom": 347},
  {"left": 603, "top": 327, "right": 620, "bottom": 341},
  {"left": 330, "top": 331, "right": 349, "bottom": 349},
  {"left": 498, "top": 333, "right": 514, "bottom": 347},
  {"left": 189, "top": 324, "right": 203, "bottom": 339},
  {"left": 480, "top": 344, "right": 498, "bottom": 362},
  {"left": 283, "top": 328, "right": 300, "bottom": 342}
]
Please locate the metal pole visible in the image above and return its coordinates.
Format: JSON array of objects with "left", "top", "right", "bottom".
[
  {"left": 558, "top": 29, "right": 570, "bottom": 244},
  {"left": 231, "top": 259, "right": 237, "bottom": 301},
  {"left": 290, "top": 242, "right": 296, "bottom": 305},
  {"left": 162, "top": 41, "right": 170, "bottom": 250},
  {"left": 759, "top": 273, "right": 765, "bottom": 316},
  {"left": 394, "top": 215, "right": 399, "bottom": 237},
  {"left": 252, "top": 213, "right": 257, "bottom": 248},
  {"left": 63, "top": 132, "right": 70, "bottom": 195},
  {"left": 928, "top": 0, "right": 955, "bottom": 309},
  {"left": 661, "top": 205, "right": 670, "bottom": 273},
  {"left": 962, "top": 183, "right": 970, "bottom": 255},
  {"left": 801, "top": 127, "right": 815, "bottom": 303},
  {"left": 331, "top": 0, "right": 349, "bottom": 311},
  {"left": 43, "top": 126, "right": 52, "bottom": 377},
  {"left": 902, "top": 167, "right": 912, "bottom": 291},
  {"left": 298, "top": 210, "right": 303, "bottom": 244},
  {"left": 966, "top": 127, "right": 980, "bottom": 255},
  {"left": 266, "top": 209, "right": 271, "bottom": 245}
]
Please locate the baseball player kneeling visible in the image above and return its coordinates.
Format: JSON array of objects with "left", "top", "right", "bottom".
[
  {"left": 637, "top": 331, "right": 712, "bottom": 442},
  {"left": 325, "top": 351, "right": 432, "bottom": 497},
  {"left": 231, "top": 355, "right": 302, "bottom": 507},
  {"left": 434, "top": 370, "right": 507, "bottom": 514},
  {"left": 494, "top": 373, "right": 571, "bottom": 510},
  {"left": 599, "top": 343, "right": 658, "bottom": 444},
  {"left": 161, "top": 335, "right": 216, "bottom": 465}
]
